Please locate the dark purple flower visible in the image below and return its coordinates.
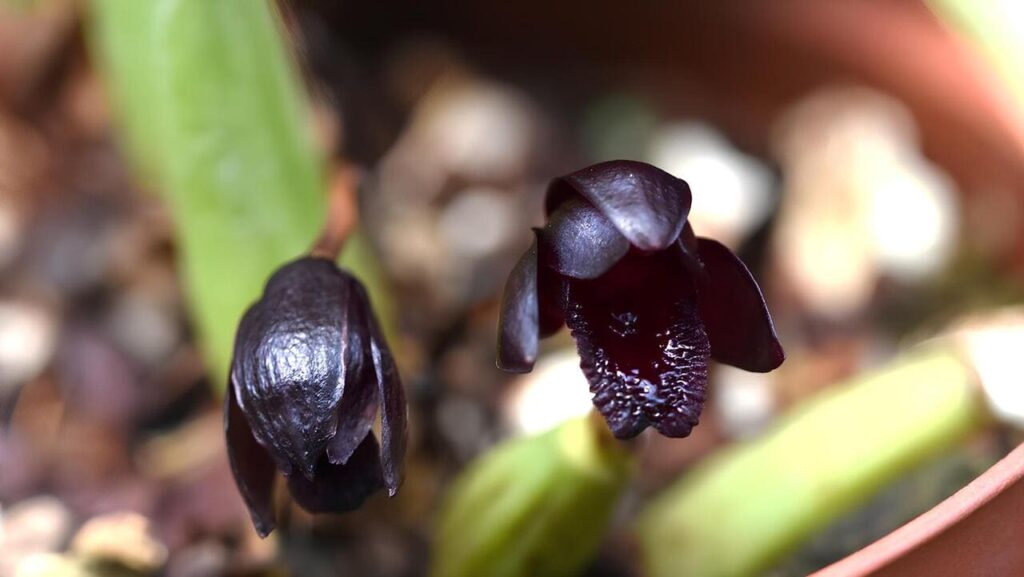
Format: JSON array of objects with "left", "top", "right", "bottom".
[
  {"left": 497, "top": 160, "right": 784, "bottom": 440},
  {"left": 225, "top": 257, "right": 406, "bottom": 537}
]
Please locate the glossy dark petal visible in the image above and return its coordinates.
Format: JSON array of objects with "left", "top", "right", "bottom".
[
  {"left": 679, "top": 221, "right": 698, "bottom": 254},
  {"left": 545, "top": 160, "right": 691, "bottom": 251},
  {"left": 538, "top": 267, "right": 567, "bottom": 338},
  {"left": 565, "top": 249, "right": 709, "bottom": 439},
  {"left": 287, "top": 432, "right": 385, "bottom": 513},
  {"left": 540, "top": 198, "right": 631, "bottom": 279},
  {"left": 497, "top": 241, "right": 540, "bottom": 373},
  {"left": 326, "top": 364, "right": 379, "bottom": 466},
  {"left": 496, "top": 236, "right": 567, "bottom": 372},
  {"left": 231, "top": 258, "right": 365, "bottom": 479},
  {"left": 225, "top": 384, "right": 277, "bottom": 538},
  {"left": 676, "top": 222, "right": 706, "bottom": 282},
  {"left": 696, "top": 238, "right": 785, "bottom": 372},
  {"left": 357, "top": 283, "right": 407, "bottom": 496}
]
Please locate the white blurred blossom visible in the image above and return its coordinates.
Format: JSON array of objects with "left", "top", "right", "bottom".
[
  {"left": 772, "top": 86, "right": 958, "bottom": 318},
  {"left": 650, "top": 122, "right": 775, "bottom": 248},
  {"left": 504, "top": 349, "right": 594, "bottom": 435}
]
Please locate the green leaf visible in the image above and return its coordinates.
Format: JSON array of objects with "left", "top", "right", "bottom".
[
  {"left": 636, "top": 345, "right": 990, "bottom": 577},
  {"left": 89, "top": 0, "right": 337, "bottom": 384},
  {"left": 88, "top": 0, "right": 165, "bottom": 183},
  {"left": 432, "top": 416, "right": 634, "bottom": 577}
]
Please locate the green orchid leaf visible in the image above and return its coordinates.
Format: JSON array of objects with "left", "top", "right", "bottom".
[{"left": 89, "top": 0, "right": 388, "bottom": 385}]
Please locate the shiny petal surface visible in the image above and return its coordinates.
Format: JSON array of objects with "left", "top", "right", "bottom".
[
  {"left": 538, "top": 268, "right": 567, "bottom": 338},
  {"left": 287, "top": 432, "right": 385, "bottom": 513},
  {"left": 497, "top": 237, "right": 566, "bottom": 372},
  {"left": 679, "top": 222, "right": 698, "bottom": 254},
  {"left": 497, "top": 241, "right": 539, "bottom": 373},
  {"left": 225, "top": 384, "right": 277, "bottom": 538},
  {"left": 326, "top": 364, "right": 379, "bottom": 466},
  {"left": 676, "top": 222, "right": 706, "bottom": 281},
  {"left": 231, "top": 258, "right": 367, "bottom": 479},
  {"left": 325, "top": 276, "right": 380, "bottom": 466},
  {"left": 358, "top": 283, "right": 407, "bottom": 496},
  {"left": 541, "top": 198, "right": 631, "bottom": 279},
  {"left": 565, "top": 249, "right": 710, "bottom": 439},
  {"left": 696, "top": 238, "right": 785, "bottom": 372},
  {"left": 546, "top": 160, "right": 691, "bottom": 251}
]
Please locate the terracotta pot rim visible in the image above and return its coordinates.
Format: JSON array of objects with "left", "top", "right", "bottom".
[{"left": 813, "top": 441, "right": 1024, "bottom": 576}]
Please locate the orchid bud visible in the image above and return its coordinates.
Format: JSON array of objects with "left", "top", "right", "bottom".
[{"left": 224, "top": 257, "right": 406, "bottom": 537}]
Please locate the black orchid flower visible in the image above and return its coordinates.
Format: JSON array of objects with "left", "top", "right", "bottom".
[
  {"left": 225, "top": 257, "right": 406, "bottom": 537},
  {"left": 497, "top": 160, "right": 784, "bottom": 440}
]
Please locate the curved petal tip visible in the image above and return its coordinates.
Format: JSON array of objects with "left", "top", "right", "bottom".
[
  {"left": 696, "top": 238, "right": 785, "bottom": 372},
  {"left": 225, "top": 384, "right": 277, "bottom": 537},
  {"left": 540, "top": 198, "right": 631, "bottom": 280},
  {"left": 497, "top": 240, "right": 541, "bottom": 373},
  {"left": 546, "top": 160, "right": 692, "bottom": 252}
]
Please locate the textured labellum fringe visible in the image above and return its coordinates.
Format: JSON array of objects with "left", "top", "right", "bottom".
[{"left": 564, "top": 251, "right": 710, "bottom": 439}]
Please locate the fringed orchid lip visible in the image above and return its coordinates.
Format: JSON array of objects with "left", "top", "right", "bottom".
[
  {"left": 497, "top": 160, "right": 784, "bottom": 439},
  {"left": 225, "top": 257, "right": 407, "bottom": 537}
]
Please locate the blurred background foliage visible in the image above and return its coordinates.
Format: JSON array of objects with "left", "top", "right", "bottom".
[{"left": 1, "top": 1, "right": 1024, "bottom": 577}]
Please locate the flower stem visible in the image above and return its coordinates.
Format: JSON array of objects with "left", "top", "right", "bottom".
[{"left": 311, "top": 164, "right": 360, "bottom": 261}]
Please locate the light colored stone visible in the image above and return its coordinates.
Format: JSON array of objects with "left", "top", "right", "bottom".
[
  {"left": 0, "top": 497, "right": 74, "bottom": 576},
  {"left": 70, "top": 512, "right": 166, "bottom": 573}
]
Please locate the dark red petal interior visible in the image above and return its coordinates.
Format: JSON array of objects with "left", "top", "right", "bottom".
[
  {"left": 224, "top": 384, "right": 277, "bottom": 537},
  {"left": 538, "top": 264, "right": 567, "bottom": 338},
  {"left": 696, "top": 238, "right": 785, "bottom": 372},
  {"left": 565, "top": 248, "right": 710, "bottom": 439}
]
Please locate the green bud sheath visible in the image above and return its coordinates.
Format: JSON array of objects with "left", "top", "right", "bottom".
[{"left": 433, "top": 415, "right": 633, "bottom": 577}]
